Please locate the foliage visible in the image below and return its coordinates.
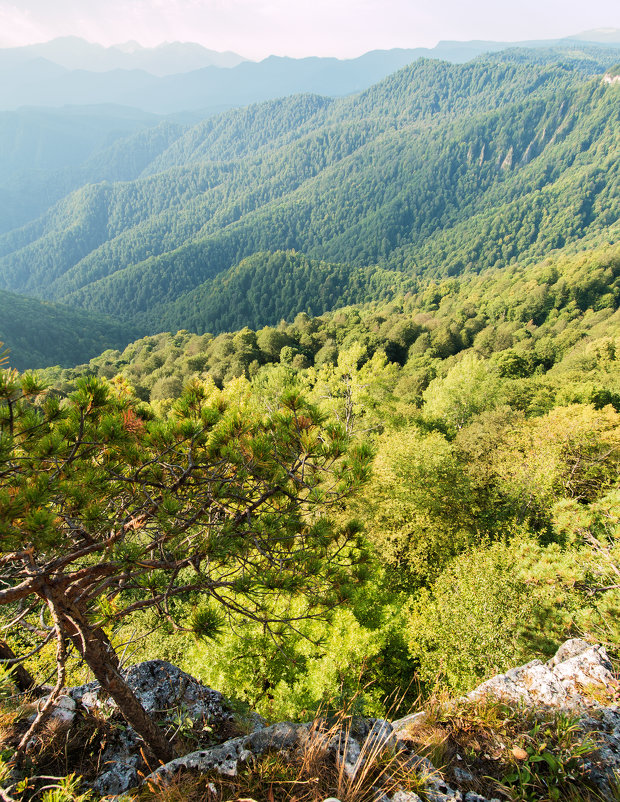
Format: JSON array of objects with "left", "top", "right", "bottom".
[
  {"left": 0, "top": 370, "right": 370, "bottom": 760},
  {"left": 8, "top": 241, "right": 614, "bottom": 720},
  {"left": 36, "top": 243, "right": 619, "bottom": 411},
  {"left": 0, "top": 664, "right": 15, "bottom": 701},
  {"left": 132, "top": 587, "right": 415, "bottom": 722},
  {"left": 407, "top": 538, "right": 569, "bottom": 692},
  {"left": 0, "top": 289, "right": 135, "bottom": 370},
  {"left": 0, "top": 53, "right": 619, "bottom": 350},
  {"left": 493, "top": 403, "right": 620, "bottom": 508},
  {"left": 359, "top": 427, "right": 489, "bottom": 588},
  {"left": 422, "top": 352, "right": 500, "bottom": 432}
]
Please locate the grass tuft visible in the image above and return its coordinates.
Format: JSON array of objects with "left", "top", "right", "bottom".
[
  {"left": 135, "top": 707, "right": 432, "bottom": 802},
  {"left": 400, "top": 694, "right": 614, "bottom": 802}
]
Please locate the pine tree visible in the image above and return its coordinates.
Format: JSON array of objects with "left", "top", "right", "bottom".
[{"left": 0, "top": 370, "right": 370, "bottom": 763}]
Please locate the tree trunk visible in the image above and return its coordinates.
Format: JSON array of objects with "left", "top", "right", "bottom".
[
  {"left": 0, "top": 641, "right": 37, "bottom": 692},
  {"left": 50, "top": 592, "right": 175, "bottom": 764}
]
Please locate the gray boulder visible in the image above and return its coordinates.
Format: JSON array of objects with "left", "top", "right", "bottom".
[
  {"left": 69, "top": 660, "right": 237, "bottom": 795},
  {"left": 70, "top": 660, "right": 234, "bottom": 723},
  {"left": 467, "top": 638, "right": 614, "bottom": 708}
]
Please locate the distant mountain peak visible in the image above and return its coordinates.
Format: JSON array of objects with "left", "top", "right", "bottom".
[
  {"left": 0, "top": 37, "right": 248, "bottom": 75},
  {"left": 570, "top": 27, "right": 620, "bottom": 43},
  {"left": 113, "top": 41, "right": 144, "bottom": 54}
]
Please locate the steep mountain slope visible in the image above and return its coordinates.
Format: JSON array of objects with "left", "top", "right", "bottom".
[
  {"left": 0, "top": 118, "right": 184, "bottom": 234},
  {"left": 1, "top": 53, "right": 618, "bottom": 345},
  {"left": 0, "top": 289, "right": 135, "bottom": 370},
  {"left": 152, "top": 251, "right": 409, "bottom": 336}
]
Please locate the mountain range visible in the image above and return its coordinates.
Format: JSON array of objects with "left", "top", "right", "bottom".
[
  {"left": 1, "top": 33, "right": 619, "bottom": 234},
  {"left": 3, "top": 30, "right": 620, "bottom": 75},
  {"left": 0, "top": 37, "right": 246, "bottom": 75},
  {"left": 0, "top": 44, "right": 619, "bottom": 369},
  {"left": 1, "top": 33, "right": 619, "bottom": 114}
]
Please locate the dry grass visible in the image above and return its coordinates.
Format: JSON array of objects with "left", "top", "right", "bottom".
[
  {"left": 0, "top": 689, "right": 251, "bottom": 801},
  {"left": 3, "top": 684, "right": 617, "bottom": 802},
  {"left": 399, "top": 695, "right": 614, "bottom": 802},
  {"left": 0, "top": 696, "right": 125, "bottom": 801},
  {"left": 136, "top": 713, "right": 432, "bottom": 802}
]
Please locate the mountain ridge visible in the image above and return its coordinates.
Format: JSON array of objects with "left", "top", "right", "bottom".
[
  {"left": 0, "top": 36, "right": 247, "bottom": 74},
  {"left": 1, "top": 36, "right": 619, "bottom": 114},
  {"left": 1, "top": 50, "right": 618, "bottom": 366},
  {"left": 1, "top": 55, "right": 618, "bottom": 339}
]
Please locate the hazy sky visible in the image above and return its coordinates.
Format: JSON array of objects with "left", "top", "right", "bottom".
[{"left": 0, "top": 0, "right": 618, "bottom": 58}]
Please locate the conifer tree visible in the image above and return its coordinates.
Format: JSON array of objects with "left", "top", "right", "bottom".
[{"left": 0, "top": 369, "right": 370, "bottom": 762}]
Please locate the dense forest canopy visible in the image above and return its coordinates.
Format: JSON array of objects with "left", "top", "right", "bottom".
[
  {"left": 3, "top": 241, "right": 619, "bottom": 723},
  {"left": 0, "top": 48, "right": 618, "bottom": 365}
]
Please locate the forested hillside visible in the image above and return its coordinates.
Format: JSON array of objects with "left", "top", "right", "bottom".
[
  {"left": 0, "top": 117, "right": 184, "bottom": 234},
  {"left": 42, "top": 243, "right": 619, "bottom": 401},
  {"left": 1, "top": 42, "right": 620, "bottom": 802},
  {"left": 0, "top": 50, "right": 618, "bottom": 361},
  {"left": 0, "top": 289, "right": 135, "bottom": 369},
  {"left": 22, "top": 241, "right": 620, "bottom": 722}
]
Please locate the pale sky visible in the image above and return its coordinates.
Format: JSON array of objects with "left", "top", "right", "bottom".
[{"left": 0, "top": 0, "right": 618, "bottom": 59}]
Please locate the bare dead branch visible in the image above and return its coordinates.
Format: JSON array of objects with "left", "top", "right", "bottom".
[{"left": 15, "top": 592, "right": 67, "bottom": 763}]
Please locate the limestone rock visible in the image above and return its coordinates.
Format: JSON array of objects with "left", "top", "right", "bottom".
[
  {"left": 421, "top": 778, "right": 500, "bottom": 802},
  {"left": 552, "top": 643, "right": 614, "bottom": 696},
  {"left": 452, "top": 766, "right": 475, "bottom": 785},
  {"left": 69, "top": 661, "right": 237, "bottom": 795},
  {"left": 92, "top": 729, "right": 141, "bottom": 796},
  {"left": 468, "top": 639, "right": 614, "bottom": 708},
  {"left": 391, "top": 791, "right": 422, "bottom": 802},
  {"left": 579, "top": 704, "right": 620, "bottom": 794},
  {"left": 30, "top": 693, "right": 76, "bottom": 730},
  {"left": 146, "top": 721, "right": 311, "bottom": 785},
  {"left": 147, "top": 716, "right": 397, "bottom": 788},
  {"left": 547, "top": 637, "right": 591, "bottom": 667},
  {"left": 391, "top": 711, "right": 428, "bottom": 734},
  {"left": 71, "top": 660, "right": 234, "bottom": 724},
  {"left": 466, "top": 639, "right": 619, "bottom": 797},
  {"left": 328, "top": 733, "right": 362, "bottom": 780}
]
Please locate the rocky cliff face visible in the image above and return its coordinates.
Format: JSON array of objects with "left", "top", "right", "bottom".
[{"left": 7, "top": 639, "right": 620, "bottom": 801}]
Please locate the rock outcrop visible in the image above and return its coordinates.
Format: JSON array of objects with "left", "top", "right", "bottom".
[
  {"left": 465, "top": 638, "right": 619, "bottom": 797},
  {"left": 467, "top": 638, "right": 615, "bottom": 707},
  {"left": 23, "top": 640, "right": 618, "bottom": 801},
  {"left": 69, "top": 660, "right": 239, "bottom": 795}
]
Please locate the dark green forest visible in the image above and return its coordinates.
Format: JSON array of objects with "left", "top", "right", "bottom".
[
  {"left": 0, "top": 289, "right": 135, "bottom": 370},
  {"left": 0, "top": 50, "right": 618, "bottom": 357}
]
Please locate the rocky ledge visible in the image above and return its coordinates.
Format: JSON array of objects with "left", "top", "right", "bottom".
[
  {"left": 33, "top": 660, "right": 244, "bottom": 795},
  {"left": 15, "top": 639, "right": 620, "bottom": 801}
]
